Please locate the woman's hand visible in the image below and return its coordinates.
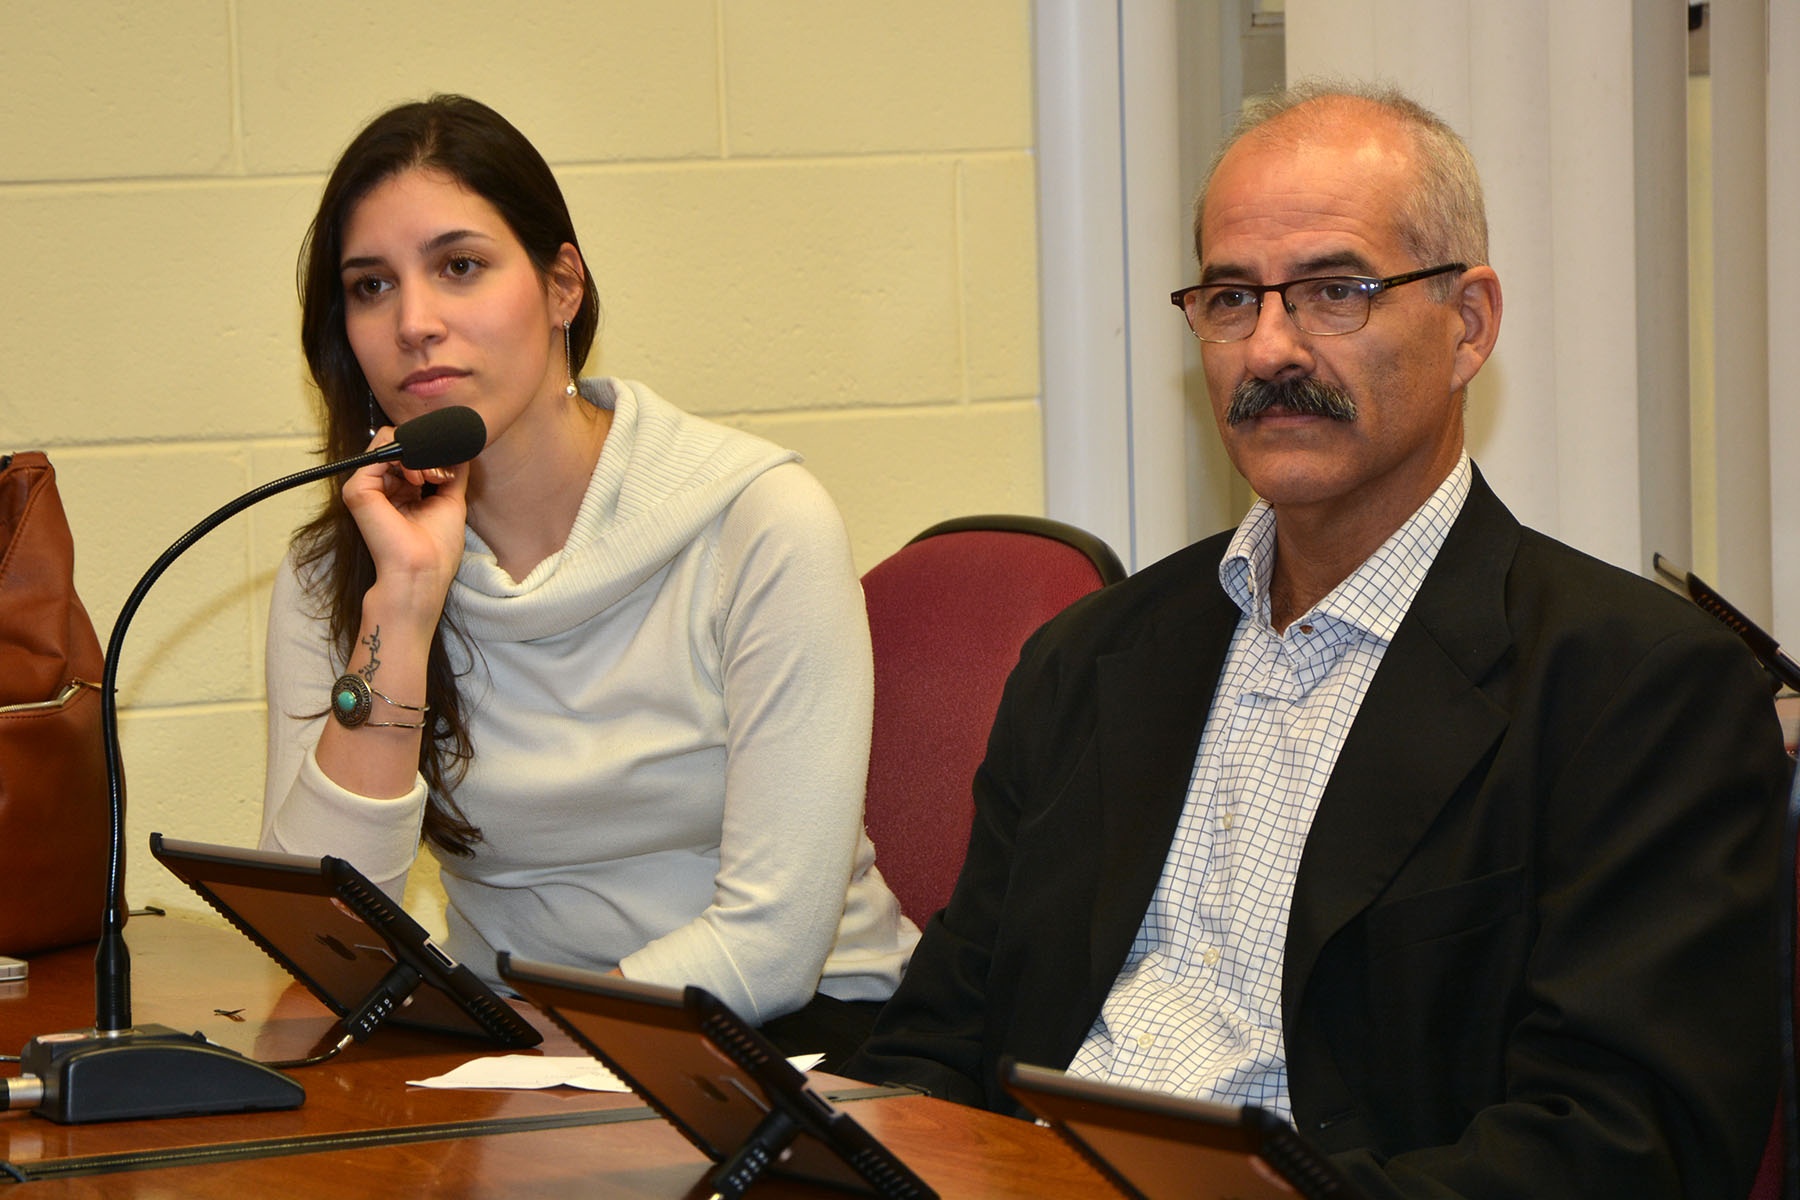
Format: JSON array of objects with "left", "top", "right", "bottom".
[
  {"left": 341, "top": 424, "right": 470, "bottom": 630},
  {"left": 313, "top": 425, "right": 470, "bottom": 800}
]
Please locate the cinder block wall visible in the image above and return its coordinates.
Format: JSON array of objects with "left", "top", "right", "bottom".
[{"left": 0, "top": 2, "right": 1042, "bottom": 920}]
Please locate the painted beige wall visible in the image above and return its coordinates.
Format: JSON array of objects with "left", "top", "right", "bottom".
[{"left": 0, "top": 1, "right": 1043, "bottom": 919}]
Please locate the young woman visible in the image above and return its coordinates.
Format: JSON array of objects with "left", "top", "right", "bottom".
[{"left": 260, "top": 95, "right": 915, "bottom": 1060}]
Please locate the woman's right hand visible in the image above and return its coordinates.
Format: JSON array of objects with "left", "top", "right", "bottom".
[
  {"left": 314, "top": 426, "right": 469, "bottom": 800},
  {"left": 341, "top": 425, "right": 470, "bottom": 630}
]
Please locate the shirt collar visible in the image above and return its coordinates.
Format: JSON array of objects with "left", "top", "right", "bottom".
[{"left": 1218, "top": 453, "right": 1472, "bottom": 641}]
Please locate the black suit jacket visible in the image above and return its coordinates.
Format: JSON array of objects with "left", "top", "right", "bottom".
[{"left": 847, "top": 471, "right": 1789, "bottom": 1199}]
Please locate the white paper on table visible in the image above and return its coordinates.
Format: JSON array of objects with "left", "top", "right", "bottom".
[{"left": 406, "top": 1052, "right": 825, "bottom": 1091}]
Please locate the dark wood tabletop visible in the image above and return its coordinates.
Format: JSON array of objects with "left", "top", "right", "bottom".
[{"left": 0, "top": 913, "right": 1112, "bottom": 1198}]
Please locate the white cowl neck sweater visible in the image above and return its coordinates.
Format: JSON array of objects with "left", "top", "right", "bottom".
[{"left": 263, "top": 378, "right": 917, "bottom": 1022}]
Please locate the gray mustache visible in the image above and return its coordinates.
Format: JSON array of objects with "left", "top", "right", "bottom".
[{"left": 1226, "top": 377, "right": 1358, "bottom": 425}]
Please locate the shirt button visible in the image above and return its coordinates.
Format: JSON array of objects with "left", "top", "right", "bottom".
[
  {"left": 1219, "top": 812, "right": 1234, "bottom": 830},
  {"left": 1203, "top": 947, "right": 1221, "bottom": 966},
  {"left": 1136, "top": 1033, "right": 1156, "bottom": 1049}
]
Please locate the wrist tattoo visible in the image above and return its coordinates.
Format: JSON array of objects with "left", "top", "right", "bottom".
[{"left": 358, "top": 626, "right": 382, "bottom": 681}]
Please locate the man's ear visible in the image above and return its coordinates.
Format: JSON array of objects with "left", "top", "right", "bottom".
[
  {"left": 548, "top": 243, "right": 586, "bottom": 321},
  {"left": 1450, "top": 265, "right": 1502, "bottom": 393}
]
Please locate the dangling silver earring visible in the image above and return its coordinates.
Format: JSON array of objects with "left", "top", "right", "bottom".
[
  {"left": 367, "top": 391, "right": 381, "bottom": 439},
  {"left": 563, "top": 320, "right": 579, "bottom": 398}
]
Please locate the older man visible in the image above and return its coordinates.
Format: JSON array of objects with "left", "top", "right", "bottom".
[{"left": 846, "top": 82, "right": 1787, "bottom": 1198}]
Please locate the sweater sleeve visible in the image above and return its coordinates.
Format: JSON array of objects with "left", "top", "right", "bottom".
[
  {"left": 616, "top": 464, "right": 877, "bottom": 1022},
  {"left": 260, "top": 549, "right": 428, "bottom": 896}
]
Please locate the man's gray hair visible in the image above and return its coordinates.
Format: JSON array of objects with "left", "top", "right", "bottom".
[{"left": 1197, "top": 79, "right": 1489, "bottom": 299}]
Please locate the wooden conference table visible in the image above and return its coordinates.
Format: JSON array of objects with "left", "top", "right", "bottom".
[{"left": 0, "top": 915, "right": 1110, "bottom": 1197}]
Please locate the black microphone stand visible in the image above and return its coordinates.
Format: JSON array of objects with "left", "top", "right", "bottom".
[{"left": 8, "top": 441, "right": 417, "bottom": 1122}]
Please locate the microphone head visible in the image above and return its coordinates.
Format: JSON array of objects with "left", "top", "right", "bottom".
[{"left": 394, "top": 406, "right": 487, "bottom": 470}]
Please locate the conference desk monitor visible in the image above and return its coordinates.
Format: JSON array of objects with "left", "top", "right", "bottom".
[
  {"left": 149, "top": 834, "right": 541, "bottom": 1049},
  {"left": 497, "top": 952, "right": 938, "bottom": 1200},
  {"left": 1001, "top": 1060, "right": 1368, "bottom": 1200}
]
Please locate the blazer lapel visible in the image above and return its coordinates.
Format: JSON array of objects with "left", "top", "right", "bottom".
[
  {"left": 1087, "top": 545, "right": 1241, "bottom": 1000},
  {"left": 1283, "top": 471, "right": 1520, "bottom": 1012}
]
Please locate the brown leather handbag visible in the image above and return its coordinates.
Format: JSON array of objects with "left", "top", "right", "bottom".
[{"left": 0, "top": 452, "right": 110, "bottom": 955}]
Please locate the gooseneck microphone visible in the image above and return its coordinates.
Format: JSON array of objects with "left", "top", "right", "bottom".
[{"left": 6, "top": 405, "right": 485, "bottom": 1123}]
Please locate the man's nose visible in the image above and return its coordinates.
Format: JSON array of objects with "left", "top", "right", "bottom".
[{"left": 1239, "top": 291, "right": 1313, "bottom": 379}]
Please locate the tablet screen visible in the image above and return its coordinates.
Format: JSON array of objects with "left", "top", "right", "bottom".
[
  {"left": 1001, "top": 1059, "right": 1363, "bottom": 1200},
  {"left": 151, "top": 833, "right": 540, "bottom": 1047},
  {"left": 498, "top": 952, "right": 935, "bottom": 1199}
]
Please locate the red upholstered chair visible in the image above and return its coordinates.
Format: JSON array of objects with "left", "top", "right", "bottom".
[
  {"left": 1751, "top": 1113, "right": 1785, "bottom": 1200},
  {"left": 860, "top": 515, "right": 1126, "bottom": 928}
]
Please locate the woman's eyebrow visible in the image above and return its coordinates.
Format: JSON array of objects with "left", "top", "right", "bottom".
[{"left": 341, "top": 229, "right": 494, "bottom": 272}]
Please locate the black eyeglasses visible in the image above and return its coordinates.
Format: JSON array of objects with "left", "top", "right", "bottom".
[{"left": 1170, "top": 263, "right": 1465, "bottom": 343}]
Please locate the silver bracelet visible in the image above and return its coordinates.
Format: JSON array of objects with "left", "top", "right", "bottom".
[{"left": 330, "top": 673, "right": 429, "bottom": 730}]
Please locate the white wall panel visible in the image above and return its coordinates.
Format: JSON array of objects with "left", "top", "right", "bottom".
[{"left": 1771, "top": 0, "right": 1800, "bottom": 637}]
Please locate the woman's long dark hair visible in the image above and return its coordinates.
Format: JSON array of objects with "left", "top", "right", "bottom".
[{"left": 293, "top": 94, "right": 600, "bottom": 854}]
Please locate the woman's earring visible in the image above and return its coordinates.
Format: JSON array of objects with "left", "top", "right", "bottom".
[
  {"left": 367, "top": 391, "right": 381, "bottom": 439},
  {"left": 563, "top": 320, "right": 578, "bottom": 398}
]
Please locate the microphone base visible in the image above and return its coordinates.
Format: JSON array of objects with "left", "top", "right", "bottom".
[{"left": 19, "top": 1024, "right": 305, "bottom": 1123}]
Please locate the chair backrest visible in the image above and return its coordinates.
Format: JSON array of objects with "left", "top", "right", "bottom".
[
  {"left": 1751, "top": 1113, "right": 1784, "bottom": 1200},
  {"left": 861, "top": 516, "right": 1126, "bottom": 927}
]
